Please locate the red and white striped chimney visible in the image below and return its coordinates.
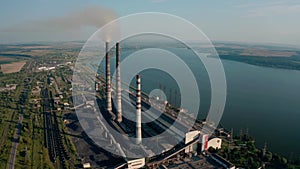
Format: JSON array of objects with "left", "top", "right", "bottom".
[
  {"left": 105, "top": 42, "right": 112, "bottom": 112},
  {"left": 136, "top": 74, "right": 142, "bottom": 144},
  {"left": 116, "top": 42, "right": 122, "bottom": 123}
]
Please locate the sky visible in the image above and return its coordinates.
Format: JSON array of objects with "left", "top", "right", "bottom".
[{"left": 0, "top": 0, "right": 300, "bottom": 46}]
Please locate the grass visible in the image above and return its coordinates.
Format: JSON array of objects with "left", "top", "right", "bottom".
[
  {"left": 30, "top": 112, "right": 55, "bottom": 169},
  {"left": 18, "top": 86, "right": 54, "bottom": 169},
  {"left": 2, "top": 69, "right": 54, "bottom": 169},
  {"left": 0, "top": 72, "right": 26, "bottom": 168},
  {"left": 0, "top": 109, "right": 17, "bottom": 169},
  {"left": 0, "top": 59, "right": 77, "bottom": 169}
]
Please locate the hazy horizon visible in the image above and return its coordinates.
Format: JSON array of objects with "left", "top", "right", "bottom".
[{"left": 1, "top": 0, "right": 300, "bottom": 46}]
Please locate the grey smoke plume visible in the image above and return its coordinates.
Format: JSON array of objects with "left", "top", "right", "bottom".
[
  {"left": 50, "top": 7, "right": 116, "bottom": 30},
  {"left": 2, "top": 6, "right": 119, "bottom": 41}
]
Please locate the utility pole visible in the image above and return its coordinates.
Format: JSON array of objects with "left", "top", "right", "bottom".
[
  {"left": 262, "top": 142, "right": 267, "bottom": 157},
  {"left": 239, "top": 128, "right": 243, "bottom": 141},
  {"left": 229, "top": 128, "right": 233, "bottom": 154},
  {"left": 159, "top": 84, "right": 162, "bottom": 100},
  {"left": 230, "top": 128, "right": 233, "bottom": 141},
  {"left": 169, "top": 88, "right": 172, "bottom": 106},
  {"left": 246, "top": 128, "right": 249, "bottom": 140},
  {"left": 174, "top": 89, "right": 177, "bottom": 107}
]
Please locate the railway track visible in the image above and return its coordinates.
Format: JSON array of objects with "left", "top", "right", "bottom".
[{"left": 42, "top": 88, "right": 70, "bottom": 169}]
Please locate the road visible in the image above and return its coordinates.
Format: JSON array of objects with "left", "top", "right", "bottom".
[
  {"left": 7, "top": 111, "right": 23, "bottom": 169},
  {"left": 7, "top": 61, "right": 32, "bottom": 169}
]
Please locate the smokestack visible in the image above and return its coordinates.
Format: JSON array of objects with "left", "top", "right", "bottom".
[
  {"left": 136, "top": 74, "right": 142, "bottom": 144},
  {"left": 106, "top": 42, "right": 112, "bottom": 112},
  {"left": 116, "top": 42, "right": 122, "bottom": 123}
]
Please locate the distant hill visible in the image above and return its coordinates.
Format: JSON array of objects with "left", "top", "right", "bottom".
[{"left": 212, "top": 42, "right": 300, "bottom": 70}]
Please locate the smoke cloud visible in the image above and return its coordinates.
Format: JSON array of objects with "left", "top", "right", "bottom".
[{"left": 1, "top": 6, "right": 119, "bottom": 42}]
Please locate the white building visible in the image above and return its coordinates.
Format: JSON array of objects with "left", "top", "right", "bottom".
[
  {"left": 201, "top": 134, "right": 222, "bottom": 151},
  {"left": 207, "top": 138, "right": 222, "bottom": 150},
  {"left": 83, "top": 163, "right": 91, "bottom": 168},
  {"left": 127, "top": 158, "right": 145, "bottom": 169},
  {"left": 185, "top": 130, "right": 200, "bottom": 153}
]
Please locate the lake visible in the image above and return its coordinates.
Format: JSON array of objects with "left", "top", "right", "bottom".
[{"left": 99, "top": 46, "right": 300, "bottom": 158}]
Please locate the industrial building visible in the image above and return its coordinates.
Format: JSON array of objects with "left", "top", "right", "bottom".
[{"left": 88, "top": 41, "right": 233, "bottom": 169}]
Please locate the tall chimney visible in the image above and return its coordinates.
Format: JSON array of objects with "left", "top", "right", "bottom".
[
  {"left": 116, "top": 42, "right": 122, "bottom": 123},
  {"left": 136, "top": 74, "right": 142, "bottom": 144},
  {"left": 105, "top": 42, "right": 112, "bottom": 112}
]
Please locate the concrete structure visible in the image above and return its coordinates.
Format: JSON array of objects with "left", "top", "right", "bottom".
[
  {"left": 37, "top": 66, "right": 55, "bottom": 71},
  {"left": 105, "top": 42, "right": 112, "bottom": 112},
  {"left": 207, "top": 138, "right": 222, "bottom": 150},
  {"left": 116, "top": 42, "right": 122, "bottom": 122},
  {"left": 201, "top": 134, "right": 222, "bottom": 151},
  {"left": 136, "top": 74, "right": 142, "bottom": 144},
  {"left": 83, "top": 163, "right": 91, "bottom": 168},
  {"left": 210, "top": 153, "right": 235, "bottom": 169},
  {"left": 165, "top": 154, "right": 217, "bottom": 169},
  {"left": 96, "top": 116, "right": 126, "bottom": 157},
  {"left": 127, "top": 158, "right": 145, "bottom": 169},
  {"left": 0, "top": 84, "right": 17, "bottom": 92},
  {"left": 63, "top": 102, "right": 70, "bottom": 109},
  {"left": 184, "top": 130, "right": 200, "bottom": 153},
  {"left": 95, "top": 81, "right": 99, "bottom": 91},
  {"left": 201, "top": 134, "right": 209, "bottom": 151}
]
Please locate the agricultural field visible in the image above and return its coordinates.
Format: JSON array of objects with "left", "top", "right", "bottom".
[{"left": 0, "top": 61, "right": 27, "bottom": 74}]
